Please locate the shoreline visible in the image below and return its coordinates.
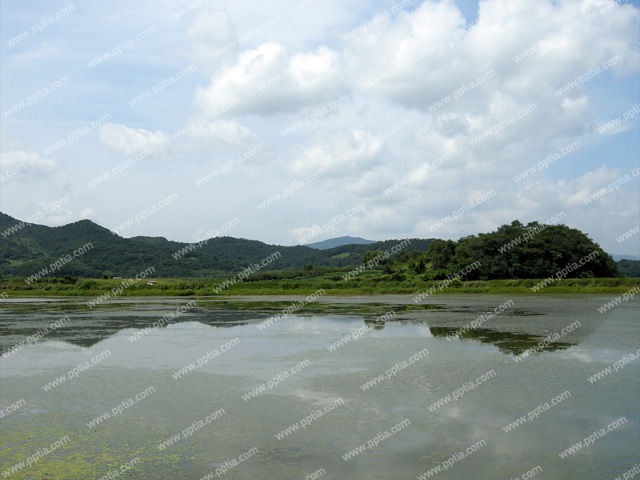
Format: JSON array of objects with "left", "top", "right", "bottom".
[{"left": 0, "top": 277, "right": 637, "bottom": 298}]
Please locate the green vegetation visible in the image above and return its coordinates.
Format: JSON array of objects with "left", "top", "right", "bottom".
[
  {"left": 0, "top": 276, "right": 635, "bottom": 297},
  {"left": 617, "top": 259, "right": 640, "bottom": 278},
  {"left": 0, "top": 212, "right": 432, "bottom": 278},
  {"left": 420, "top": 220, "right": 622, "bottom": 280},
  {"left": 1, "top": 213, "right": 634, "bottom": 298}
]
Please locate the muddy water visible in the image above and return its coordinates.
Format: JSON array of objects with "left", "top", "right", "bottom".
[{"left": 0, "top": 295, "right": 638, "bottom": 479}]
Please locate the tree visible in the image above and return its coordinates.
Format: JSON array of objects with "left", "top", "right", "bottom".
[
  {"left": 426, "top": 239, "right": 456, "bottom": 270},
  {"left": 362, "top": 250, "right": 388, "bottom": 267},
  {"left": 395, "top": 250, "right": 410, "bottom": 264}
]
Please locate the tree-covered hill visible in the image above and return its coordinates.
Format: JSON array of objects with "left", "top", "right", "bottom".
[
  {"left": 421, "top": 220, "right": 621, "bottom": 280},
  {"left": 0, "top": 214, "right": 626, "bottom": 280},
  {"left": 617, "top": 259, "right": 640, "bottom": 278},
  {"left": 0, "top": 212, "right": 432, "bottom": 279}
]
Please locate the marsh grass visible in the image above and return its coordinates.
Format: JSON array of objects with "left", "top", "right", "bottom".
[{"left": 0, "top": 276, "right": 635, "bottom": 297}]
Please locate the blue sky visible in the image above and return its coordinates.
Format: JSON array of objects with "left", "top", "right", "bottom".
[{"left": 1, "top": 0, "right": 639, "bottom": 255}]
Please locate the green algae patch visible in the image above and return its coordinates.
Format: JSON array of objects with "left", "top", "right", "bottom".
[{"left": 0, "top": 414, "right": 185, "bottom": 479}]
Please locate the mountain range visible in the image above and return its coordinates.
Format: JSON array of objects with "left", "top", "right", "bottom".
[
  {"left": 2, "top": 212, "right": 638, "bottom": 279},
  {"left": 0, "top": 213, "right": 432, "bottom": 278}
]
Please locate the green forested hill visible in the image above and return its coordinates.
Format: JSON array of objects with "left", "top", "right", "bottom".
[
  {"left": 421, "top": 220, "right": 622, "bottom": 280},
  {"left": 0, "top": 214, "right": 626, "bottom": 280},
  {"left": 617, "top": 259, "right": 640, "bottom": 278},
  {"left": 0, "top": 213, "right": 432, "bottom": 278}
]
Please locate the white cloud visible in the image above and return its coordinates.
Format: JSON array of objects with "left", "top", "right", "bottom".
[
  {"left": 0, "top": 150, "right": 56, "bottom": 180},
  {"left": 36, "top": 205, "right": 74, "bottom": 226},
  {"left": 194, "top": 42, "right": 346, "bottom": 115},
  {"left": 289, "top": 128, "right": 384, "bottom": 177},
  {"left": 98, "top": 124, "right": 170, "bottom": 158},
  {"left": 80, "top": 208, "right": 96, "bottom": 219},
  {"left": 189, "top": 120, "right": 260, "bottom": 148},
  {"left": 344, "top": 0, "right": 467, "bottom": 101},
  {"left": 343, "top": 0, "right": 638, "bottom": 117},
  {"left": 1, "top": 150, "right": 56, "bottom": 170},
  {"left": 183, "top": 9, "right": 236, "bottom": 66},
  {"left": 289, "top": 225, "right": 322, "bottom": 242},
  {"left": 349, "top": 205, "right": 415, "bottom": 235}
]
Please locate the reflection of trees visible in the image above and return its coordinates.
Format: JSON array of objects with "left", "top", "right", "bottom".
[
  {"left": 0, "top": 314, "right": 252, "bottom": 351},
  {"left": 429, "top": 326, "right": 574, "bottom": 356},
  {"left": 0, "top": 301, "right": 405, "bottom": 351},
  {"left": 364, "top": 317, "right": 386, "bottom": 330}
]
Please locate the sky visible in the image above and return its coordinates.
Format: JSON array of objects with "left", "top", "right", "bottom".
[{"left": 1, "top": 0, "right": 639, "bottom": 256}]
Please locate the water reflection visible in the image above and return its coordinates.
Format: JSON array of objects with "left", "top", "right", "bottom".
[
  {"left": 364, "top": 317, "right": 386, "bottom": 330},
  {"left": 0, "top": 299, "right": 582, "bottom": 357},
  {"left": 429, "top": 326, "right": 574, "bottom": 355},
  {"left": 0, "top": 304, "right": 262, "bottom": 352},
  {"left": 1, "top": 297, "right": 637, "bottom": 480}
]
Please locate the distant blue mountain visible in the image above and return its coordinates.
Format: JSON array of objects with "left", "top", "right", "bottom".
[
  {"left": 306, "top": 236, "right": 376, "bottom": 250},
  {"left": 611, "top": 254, "right": 640, "bottom": 261}
]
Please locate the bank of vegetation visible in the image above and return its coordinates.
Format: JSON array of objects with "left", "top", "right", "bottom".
[{"left": 2, "top": 214, "right": 637, "bottom": 297}]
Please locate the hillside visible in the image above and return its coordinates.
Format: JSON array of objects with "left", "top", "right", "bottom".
[
  {"left": 0, "top": 213, "right": 433, "bottom": 279},
  {"left": 617, "top": 260, "right": 640, "bottom": 278},
  {"left": 0, "top": 214, "right": 626, "bottom": 281},
  {"left": 421, "top": 220, "right": 622, "bottom": 280}
]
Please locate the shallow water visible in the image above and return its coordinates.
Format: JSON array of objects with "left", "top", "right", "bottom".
[{"left": 0, "top": 295, "right": 638, "bottom": 479}]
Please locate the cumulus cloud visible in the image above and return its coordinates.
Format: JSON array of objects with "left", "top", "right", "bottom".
[
  {"left": 0, "top": 150, "right": 56, "bottom": 181},
  {"left": 1, "top": 150, "right": 56, "bottom": 171},
  {"left": 183, "top": 9, "right": 236, "bottom": 66},
  {"left": 80, "top": 208, "right": 96, "bottom": 219},
  {"left": 289, "top": 128, "right": 385, "bottom": 177},
  {"left": 189, "top": 120, "right": 260, "bottom": 148},
  {"left": 344, "top": 0, "right": 468, "bottom": 101},
  {"left": 98, "top": 124, "right": 170, "bottom": 158},
  {"left": 194, "top": 42, "right": 346, "bottom": 115},
  {"left": 343, "top": 0, "right": 638, "bottom": 117}
]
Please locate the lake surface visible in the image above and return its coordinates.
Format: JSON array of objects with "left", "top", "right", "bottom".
[{"left": 0, "top": 295, "right": 638, "bottom": 479}]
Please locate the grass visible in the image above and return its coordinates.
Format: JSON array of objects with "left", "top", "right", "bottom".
[{"left": 0, "top": 275, "right": 637, "bottom": 298}]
